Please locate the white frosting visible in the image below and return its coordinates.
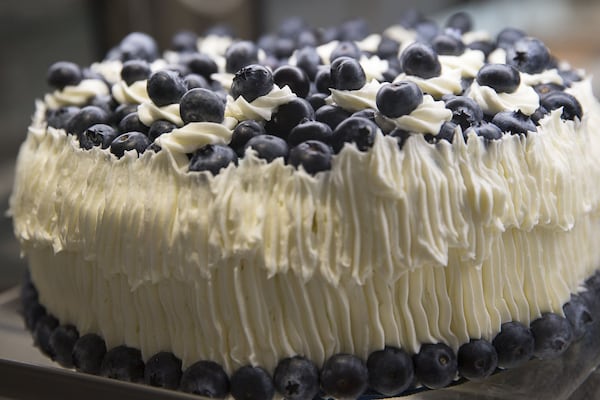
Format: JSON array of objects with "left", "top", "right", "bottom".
[
  {"left": 439, "top": 49, "right": 485, "bottom": 78},
  {"left": 137, "top": 102, "right": 183, "bottom": 127},
  {"left": 488, "top": 48, "right": 507, "bottom": 64},
  {"left": 359, "top": 55, "right": 388, "bottom": 82},
  {"left": 389, "top": 94, "right": 453, "bottom": 134},
  {"left": 90, "top": 60, "right": 123, "bottom": 84},
  {"left": 356, "top": 34, "right": 382, "bottom": 53},
  {"left": 395, "top": 67, "right": 463, "bottom": 99},
  {"left": 316, "top": 40, "right": 339, "bottom": 66},
  {"left": 468, "top": 80, "right": 540, "bottom": 116},
  {"left": 461, "top": 30, "right": 491, "bottom": 45},
  {"left": 327, "top": 79, "right": 383, "bottom": 112},
  {"left": 112, "top": 80, "right": 150, "bottom": 104},
  {"left": 521, "top": 69, "right": 564, "bottom": 86},
  {"left": 225, "top": 85, "right": 296, "bottom": 121},
  {"left": 382, "top": 25, "right": 417, "bottom": 49},
  {"left": 44, "top": 79, "right": 109, "bottom": 110}
]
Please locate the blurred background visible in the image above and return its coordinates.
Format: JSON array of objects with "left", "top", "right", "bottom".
[{"left": 0, "top": 0, "right": 599, "bottom": 290}]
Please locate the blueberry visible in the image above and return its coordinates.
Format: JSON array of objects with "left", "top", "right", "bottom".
[
  {"left": 532, "top": 82, "right": 565, "bottom": 96},
  {"left": 415, "top": 20, "right": 440, "bottom": 43},
  {"left": 540, "top": 91, "right": 583, "bottom": 121},
  {"left": 444, "top": 96, "right": 484, "bottom": 131},
  {"left": 72, "top": 333, "right": 107, "bottom": 374},
  {"left": 400, "top": 42, "right": 442, "bottom": 79},
  {"left": 446, "top": 11, "right": 473, "bottom": 33},
  {"left": 398, "top": 9, "right": 425, "bottom": 29},
  {"left": 180, "top": 360, "right": 230, "bottom": 398},
  {"left": 147, "top": 70, "right": 187, "bottom": 106},
  {"left": 352, "top": 109, "right": 376, "bottom": 122},
  {"left": 476, "top": 64, "right": 521, "bottom": 93},
  {"left": 530, "top": 106, "right": 550, "bottom": 125},
  {"left": 559, "top": 69, "right": 583, "bottom": 86},
  {"left": 143, "top": 351, "right": 182, "bottom": 389},
  {"left": 315, "top": 105, "right": 352, "bottom": 130},
  {"left": 230, "top": 366, "right": 275, "bottom": 400},
  {"left": 47, "top": 106, "right": 80, "bottom": 130},
  {"left": 265, "top": 98, "right": 315, "bottom": 139},
  {"left": 230, "top": 64, "right": 274, "bottom": 103},
  {"left": 180, "top": 88, "right": 225, "bottom": 124},
  {"left": 563, "top": 294, "right": 594, "bottom": 341},
  {"left": 273, "top": 66, "right": 310, "bottom": 98},
  {"left": 114, "top": 103, "right": 138, "bottom": 123},
  {"left": 244, "top": 135, "right": 288, "bottom": 162},
  {"left": 506, "top": 37, "right": 550, "bottom": 74},
  {"left": 185, "top": 53, "right": 219, "bottom": 81},
  {"left": 315, "top": 68, "right": 333, "bottom": 95},
  {"left": 47, "top": 61, "right": 83, "bottom": 90},
  {"left": 307, "top": 93, "right": 328, "bottom": 111},
  {"left": 297, "top": 31, "right": 318, "bottom": 48},
  {"left": 467, "top": 40, "right": 496, "bottom": 58},
  {"left": 189, "top": 144, "right": 238, "bottom": 175},
  {"left": 457, "top": 339, "right": 498, "bottom": 381},
  {"left": 148, "top": 120, "right": 177, "bottom": 141},
  {"left": 376, "top": 81, "right": 423, "bottom": 118},
  {"left": 90, "top": 95, "right": 118, "bottom": 118},
  {"left": 331, "top": 116, "right": 378, "bottom": 153},
  {"left": 413, "top": 343, "right": 457, "bottom": 389},
  {"left": 120, "top": 60, "right": 151, "bottom": 85},
  {"left": 491, "top": 111, "right": 537, "bottom": 135},
  {"left": 295, "top": 47, "right": 322, "bottom": 80},
  {"left": 339, "top": 18, "right": 369, "bottom": 41},
  {"left": 100, "top": 345, "right": 145, "bottom": 382},
  {"left": 431, "top": 34, "right": 465, "bottom": 56},
  {"left": 225, "top": 41, "right": 259, "bottom": 74},
  {"left": 118, "top": 32, "right": 159, "bottom": 62},
  {"left": 79, "top": 123, "right": 118, "bottom": 150},
  {"left": 377, "top": 36, "right": 401, "bottom": 60},
  {"left": 330, "top": 57, "right": 366, "bottom": 91},
  {"left": 33, "top": 314, "right": 59, "bottom": 358},
  {"left": 465, "top": 122, "right": 503, "bottom": 141},
  {"left": 492, "top": 321, "right": 535, "bottom": 368},
  {"left": 230, "top": 120, "right": 266, "bottom": 155},
  {"left": 496, "top": 27, "right": 526, "bottom": 50},
  {"left": 184, "top": 73, "right": 210, "bottom": 90},
  {"left": 20, "top": 281, "right": 38, "bottom": 311},
  {"left": 49, "top": 325, "right": 79, "bottom": 368},
  {"left": 110, "top": 132, "right": 151, "bottom": 158},
  {"left": 289, "top": 140, "right": 333, "bottom": 174},
  {"left": 118, "top": 112, "right": 149, "bottom": 134},
  {"left": 366, "top": 347, "right": 414, "bottom": 396},
  {"left": 257, "top": 34, "right": 277, "bottom": 55},
  {"left": 389, "top": 128, "right": 411, "bottom": 149},
  {"left": 66, "top": 106, "right": 109, "bottom": 136},
  {"left": 330, "top": 41, "right": 362, "bottom": 62},
  {"left": 171, "top": 30, "right": 198, "bottom": 52},
  {"left": 288, "top": 121, "right": 333, "bottom": 146},
  {"left": 434, "top": 121, "right": 459, "bottom": 143},
  {"left": 530, "top": 313, "right": 573, "bottom": 359},
  {"left": 320, "top": 353, "right": 368, "bottom": 400},
  {"left": 274, "top": 37, "right": 296, "bottom": 59},
  {"left": 273, "top": 356, "right": 320, "bottom": 400}
]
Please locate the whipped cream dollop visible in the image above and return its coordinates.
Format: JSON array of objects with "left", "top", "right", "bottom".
[
  {"left": 389, "top": 94, "right": 453, "bottom": 134},
  {"left": 112, "top": 80, "right": 150, "bottom": 104},
  {"left": 439, "top": 49, "right": 485, "bottom": 78},
  {"left": 359, "top": 55, "right": 389, "bottom": 82},
  {"left": 90, "top": 60, "right": 123, "bottom": 84},
  {"left": 44, "top": 79, "right": 110, "bottom": 109},
  {"left": 225, "top": 85, "right": 296, "bottom": 121},
  {"left": 395, "top": 67, "right": 463, "bottom": 99},
  {"left": 468, "top": 80, "right": 540, "bottom": 116},
  {"left": 137, "top": 102, "right": 183, "bottom": 127},
  {"left": 327, "top": 79, "right": 382, "bottom": 112}
]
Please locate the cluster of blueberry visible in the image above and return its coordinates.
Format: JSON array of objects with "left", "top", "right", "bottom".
[
  {"left": 43, "top": 11, "right": 585, "bottom": 177},
  {"left": 21, "top": 269, "right": 598, "bottom": 399}
]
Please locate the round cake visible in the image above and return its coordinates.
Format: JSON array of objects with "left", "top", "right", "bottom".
[{"left": 10, "top": 10, "right": 600, "bottom": 399}]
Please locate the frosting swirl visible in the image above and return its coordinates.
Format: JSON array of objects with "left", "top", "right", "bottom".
[
  {"left": 389, "top": 94, "right": 453, "bottom": 134},
  {"left": 468, "top": 80, "right": 540, "bottom": 116},
  {"left": 112, "top": 80, "right": 150, "bottom": 104},
  {"left": 328, "top": 79, "right": 383, "bottom": 112},
  {"left": 44, "top": 79, "right": 110, "bottom": 110},
  {"left": 138, "top": 102, "right": 184, "bottom": 127},
  {"left": 395, "top": 67, "right": 463, "bottom": 99},
  {"left": 225, "top": 85, "right": 296, "bottom": 121},
  {"left": 439, "top": 49, "right": 485, "bottom": 78}
]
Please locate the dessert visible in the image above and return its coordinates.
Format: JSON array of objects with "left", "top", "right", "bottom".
[{"left": 10, "top": 10, "right": 600, "bottom": 399}]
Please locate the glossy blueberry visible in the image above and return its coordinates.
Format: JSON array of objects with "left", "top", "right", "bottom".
[
  {"left": 49, "top": 324, "right": 79, "bottom": 368},
  {"left": 353, "top": 109, "right": 376, "bottom": 122},
  {"left": 288, "top": 121, "right": 333, "bottom": 146},
  {"left": 72, "top": 333, "right": 107, "bottom": 374},
  {"left": 330, "top": 41, "right": 362, "bottom": 62},
  {"left": 274, "top": 37, "right": 296, "bottom": 59},
  {"left": 47, "top": 61, "right": 83, "bottom": 90},
  {"left": 66, "top": 106, "right": 109, "bottom": 136},
  {"left": 79, "top": 123, "right": 118, "bottom": 150},
  {"left": 24, "top": 303, "right": 46, "bottom": 332},
  {"left": 171, "top": 30, "right": 198, "bottom": 52},
  {"left": 244, "top": 135, "right": 288, "bottom": 162},
  {"left": 376, "top": 81, "right": 423, "bottom": 118},
  {"left": 540, "top": 91, "right": 583, "bottom": 121},
  {"left": 189, "top": 144, "right": 238, "bottom": 175},
  {"left": 415, "top": 19, "right": 440, "bottom": 43},
  {"left": 563, "top": 294, "right": 594, "bottom": 341},
  {"left": 307, "top": 93, "right": 328, "bottom": 111},
  {"left": 446, "top": 11, "right": 473, "bottom": 33},
  {"left": 366, "top": 347, "right": 414, "bottom": 396},
  {"left": 444, "top": 96, "right": 483, "bottom": 130},
  {"left": 491, "top": 111, "right": 537, "bottom": 135},
  {"left": 331, "top": 116, "right": 378, "bottom": 153},
  {"left": 467, "top": 40, "right": 496, "bottom": 57},
  {"left": 400, "top": 42, "right": 441, "bottom": 79},
  {"left": 90, "top": 95, "right": 117, "bottom": 118},
  {"left": 230, "top": 64, "right": 274, "bottom": 103},
  {"left": 185, "top": 53, "right": 219, "bottom": 80},
  {"left": 476, "top": 64, "right": 521, "bottom": 93},
  {"left": 144, "top": 351, "right": 182, "bottom": 389},
  {"left": 289, "top": 140, "right": 333, "bottom": 174},
  {"left": 506, "top": 37, "right": 550, "bottom": 74},
  {"left": 533, "top": 82, "right": 565, "bottom": 97},
  {"left": 295, "top": 46, "right": 322, "bottom": 80},
  {"left": 100, "top": 345, "right": 145, "bottom": 382},
  {"left": 184, "top": 73, "right": 210, "bottom": 90},
  {"left": 465, "top": 122, "right": 503, "bottom": 141},
  {"left": 431, "top": 33, "right": 465, "bottom": 56},
  {"left": 147, "top": 70, "right": 187, "bottom": 106},
  {"left": 531, "top": 313, "right": 573, "bottom": 359},
  {"left": 321, "top": 353, "right": 368, "bottom": 399},
  {"left": 315, "top": 105, "right": 352, "bottom": 130},
  {"left": 377, "top": 36, "right": 401, "bottom": 60},
  {"left": 230, "top": 366, "right": 275, "bottom": 400},
  {"left": 33, "top": 314, "right": 59, "bottom": 358},
  {"left": 120, "top": 60, "right": 151, "bottom": 85},
  {"left": 118, "top": 112, "right": 149, "bottom": 134},
  {"left": 496, "top": 27, "right": 526, "bottom": 50},
  {"left": 492, "top": 321, "right": 535, "bottom": 368},
  {"left": 265, "top": 98, "right": 315, "bottom": 139},
  {"left": 530, "top": 106, "right": 550, "bottom": 125},
  {"left": 180, "top": 88, "right": 225, "bottom": 124},
  {"left": 457, "top": 339, "right": 498, "bottom": 381},
  {"left": 110, "top": 132, "right": 151, "bottom": 158},
  {"left": 434, "top": 121, "right": 459, "bottom": 143},
  {"left": 330, "top": 57, "right": 366, "bottom": 91},
  {"left": 46, "top": 106, "right": 80, "bottom": 130},
  {"left": 114, "top": 103, "right": 138, "bottom": 123},
  {"left": 229, "top": 120, "right": 266, "bottom": 155},
  {"left": 273, "top": 356, "right": 320, "bottom": 400},
  {"left": 273, "top": 66, "right": 310, "bottom": 98},
  {"left": 413, "top": 343, "right": 457, "bottom": 389},
  {"left": 389, "top": 128, "right": 411, "bottom": 149},
  {"left": 180, "top": 360, "right": 230, "bottom": 398},
  {"left": 118, "top": 32, "right": 159, "bottom": 62},
  {"left": 225, "top": 41, "right": 259, "bottom": 74},
  {"left": 315, "top": 68, "right": 333, "bottom": 95},
  {"left": 148, "top": 120, "right": 177, "bottom": 141}
]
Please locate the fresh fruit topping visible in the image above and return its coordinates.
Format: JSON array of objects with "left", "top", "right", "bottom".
[
  {"left": 185, "top": 53, "right": 219, "bottom": 81},
  {"left": 47, "top": 61, "right": 83, "bottom": 90},
  {"left": 540, "top": 91, "right": 583, "bottom": 121},
  {"left": 189, "top": 144, "right": 238, "bottom": 175},
  {"left": 413, "top": 343, "right": 457, "bottom": 389},
  {"left": 20, "top": 280, "right": 38, "bottom": 310},
  {"left": 114, "top": 103, "right": 138, "bottom": 123},
  {"left": 230, "top": 64, "right": 274, "bottom": 102},
  {"left": 184, "top": 73, "right": 210, "bottom": 90},
  {"left": 66, "top": 106, "right": 109, "bottom": 136},
  {"left": 147, "top": 70, "right": 187, "bottom": 107},
  {"left": 100, "top": 345, "right": 145, "bottom": 382},
  {"left": 506, "top": 37, "right": 550, "bottom": 74},
  {"left": 230, "top": 366, "right": 275, "bottom": 400},
  {"left": 24, "top": 303, "right": 46, "bottom": 332},
  {"left": 444, "top": 96, "right": 484, "bottom": 130},
  {"left": 320, "top": 353, "right": 368, "bottom": 400},
  {"left": 180, "top": 360, "right": 230, "bottom": 398},
  {"left": 273, "top": 356, "right": 320, "bottom": 400},
  {"left": 491, "top": 111, "right": 537, "bottom": 135},
  {"left": 330, "top": 57, "right": 366, "bottom": 91},
  {"left": 530, "top": 313, "right": 574, "bottom": 359},
  {"left": 431, "top": 33, "right": 465, "bottom": 56},
  {"left": 389, "top": 128, "right": 411, "bottom": 149},
  {"left": 118, "top": 112, "right": 149, "bottom": 135},
  {"left": 49, "top": 324, "right": 79, "bottom": 368},
  {"left": 530, "top": 106, "right": 550, "bottom": 125},
  {"left": 180, "top": 87, "right": 225, "bottom": 124},
  {"left": 434, "top": 121, "right": 459, "bottom": 143},
  {"left": 72, "top": 333, "right": 107, "bottom": 374},
  {"left": 315, "top": 105, "right": 352, "bottom": 130},
  {"left": 366, "top": 346, "right": 414, "bottom": 396},
  {"left": 563, "top": 294, "right": 594, "bottom": 341},
  {"left": 492, "top": 321, "right": 535, "bottom": 368},
  {"left": 225, "top": 41, "right": 259, "bottom": 74},
  {"left": 496, "top": 27, "right": 526, "bottom": 50},
  {"left": 46, "top": 106, "right": 80, "bottom": 130},
  {"left": 339, "top": 18, "right": 369, "bottom": 41},
  {"left": 415, "top": 20, "right": 440, "bottom": 42},
  {"left": 376, "top": 81, "right": 423, "bottom": 119},
  {"left": 445, "top": 11, "right": 473, "bottom": 33},
  {"left": 295, "top": 46, "right": 322, "bottom": 81},
  {"left": 330, "top": 41, "right": 362, "bottom": 61},
  {"left": 288, "top": 120, "right": 333, "bottom": 146},
  {"left": 315, "top": 67, "right": 333, "bottom": 95},
  {"left": 400, "top": 42, "right": 442, "bottom": 79},
  {"left": 143, "top": 351, "right": 182, "bottom": 389},
  {"left": 116, "top": 32, "right": 159, "bottom": 62},
  {"left": 467, "top": 40, "right": 496, "bottom": 58},
  {"left": 148, "top": 120, "right": 177, "bottom": 141},
  {"left": 265, "top": 98, "right": 315, "bottom": 138},
  {"left": 559, "top": 69, "right": 583, "bottom": 86},
  {"left": 476, "top": 64, "right": 521, "bottom": 93},
  {"left": 273, "top": 66, "right": 310, "bottom": 98},
  {"left": 288, "top": 140, "right": 333, "bottom": 174},
  {"left": 377, "top": 37, "right": 401, "bottom": 60},
  {"left": 171, "top": 30, "right": 198, "bottom": 52},
  {"left": 307, "top": 93, "right": 328, "bottom": 111},
  {"left": 244, "top": 135, "right": 289, "bottom": 162},
  {"left": 33, "top": 314, "right": 59, "bottom": 358},
  {"left": 532, "top": 82, "right": 565, "bottom": 96},
  {"left": 110, "top": 132, "right": 151, "bottom": 158},
  {"left": 230, "top": 120, "right": 266, "bottom": 155},
  {"left": 331, "top": 116, "right": 378, "bottom": 153},
  {"left": 457, "top": 339, "right": 498, "bottom": 381},
  {"left": 465, "top": 122, "right": 503, "bottom": 141},
  {"left": 120, "top": 60, "right": 151, "bottom": 85}
]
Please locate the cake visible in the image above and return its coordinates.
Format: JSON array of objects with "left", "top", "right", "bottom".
[{"left": 10, "top": 10, "right": 600, "bottom": 399}]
